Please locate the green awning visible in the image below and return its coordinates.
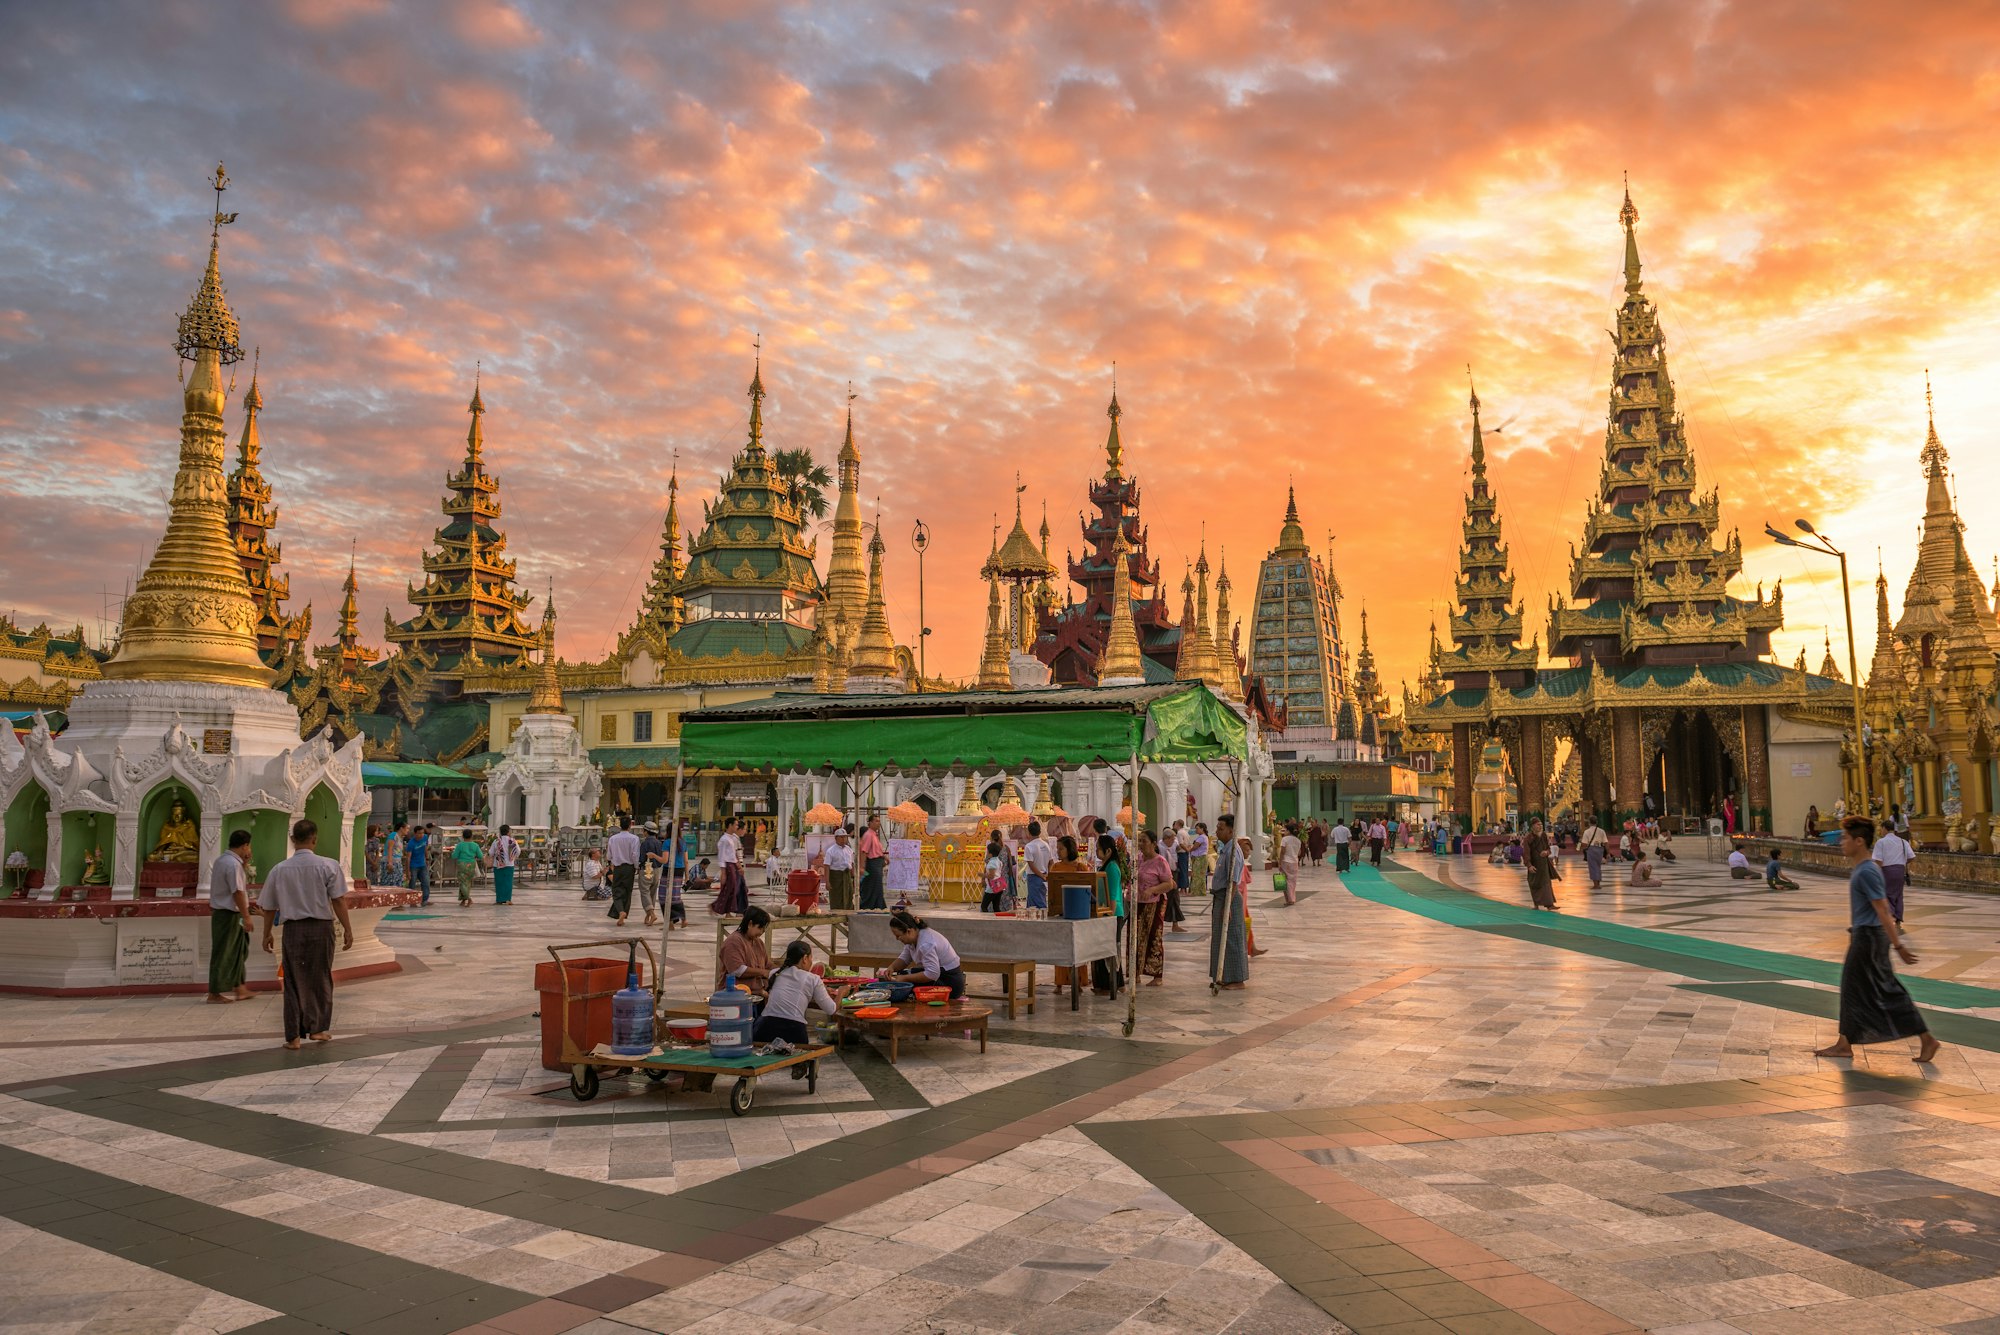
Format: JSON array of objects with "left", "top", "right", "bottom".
[
  {"left": 678, "top": 683, "right": 1246, "bottom": 772},
  {"left": 588, "top": 745, "right": 682, "bottom": 772},
  {"left": 361, "top": 761, "right": 479, "bottom": 789},
  {"left": 1339, "top": 792, "right": 1441, "bottom": 806}
]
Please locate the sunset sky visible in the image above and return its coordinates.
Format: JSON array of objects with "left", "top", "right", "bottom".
[{"left": 3, "top": 1, "right": 1998, "bottom": 694}]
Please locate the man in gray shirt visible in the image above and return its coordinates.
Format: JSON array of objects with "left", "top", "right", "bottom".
[
  {"left": 259, "top": 818, "right": 353, "bottom": 1050},
  {"left": 207, "top": 829, "right": 255, "bottom": 1004}
]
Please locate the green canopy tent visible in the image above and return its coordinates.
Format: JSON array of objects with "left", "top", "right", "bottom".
[
  {"left": 676, "top": 682, "right": 1251, "bottom": 1032},
  {"left": 361, "top": 761, "right": 479, "bottom": 825}
]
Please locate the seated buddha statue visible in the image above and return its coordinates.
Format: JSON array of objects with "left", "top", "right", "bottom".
[{"left": 150, "top": 798, "right": 200, "bottom": 862}]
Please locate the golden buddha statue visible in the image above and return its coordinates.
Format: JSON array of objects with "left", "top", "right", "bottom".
[{"left": 150, "top": 797, "right": 200, "bottom": 862}]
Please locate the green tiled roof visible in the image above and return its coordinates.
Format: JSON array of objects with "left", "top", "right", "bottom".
[{"left": 667, "top": 618, "right": 813, "bottom": 660}]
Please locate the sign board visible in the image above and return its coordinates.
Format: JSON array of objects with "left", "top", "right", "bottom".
[
  {"left": 886, "top": 838, "right": 922, "bottom": 892},
  {"left": 115, "top": 920, "right": 201, "bottom": 987},
  {"left": 201, "top": 728, "right": 232, "bottom": 755},
  {"left": 1789, "top": 762, "right": 1813, "bottom": 778}
]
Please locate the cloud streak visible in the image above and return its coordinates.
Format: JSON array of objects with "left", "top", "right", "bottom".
[{"left": 1, "top": 0, "right": 1997, "bottom": 693}]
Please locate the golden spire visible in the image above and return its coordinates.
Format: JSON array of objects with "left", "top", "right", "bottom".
[
  {"left": 825, "top": 384, "right": 869, "bottom": 627},
  {"left": 1819, "top": 630, "right": 1843, "bottom": 682},
  {"left": 957, "top": 772, "right": 983, "bottom": 815},
  {"left": 745, "top": 337, "right": 768, "bottom": 459},
  {"left": 465, "top": 366, "right": 486, "bottom": 465},
  {"left": 824, "top": 607, "right": 851, "bottom": 692},
  {"left": 1920, "top": 369, "right": 1948, "bottom": 481},
  {"left": 337, "top": 548, "right": 361, "bottom": 650},
  {"left": 1214, "top": 548, "right": 1240, "bottom": 698},
  {"left": 1033, "top": 771, "right": 1056, "bottom": 817},
  {"left": 526, "top": 585, "right": 564, "bottom": 714},
  {"left": 1103, "top": 370, "right": 1124, "bottom": 480},
  {"left": 1174, "top": 562, "right": 1201, "bottom": 682},
  {"left": 1099, "top": 524, "right": 1146, "bottom": 684},
  {"left": 1620, "top": 173, "right": 1643, "bottom": 296},
  {"left": 1274, "top": 483, "right": 1307, "bottom": 553},
  {"left": 104, "top": 164, "right": 270, "bottom": 688},
  {"left": 850, "top": 510, "right": 899, "bottom": 679},
  {"left": 237, "top": 349, "right": 263, "bottom": 469},
  {"left": 977, "top": 532, "right": 1011, "bottom": 689}
]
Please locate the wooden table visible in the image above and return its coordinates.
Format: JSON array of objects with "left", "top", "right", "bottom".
[
  {"left": 832, "top": 951, "right": 1035, "bottom": 1019},
  {"left": 710, "top": 911, "right": 852, "bottom": 972},
  {"left": 846, "top": 914, "right": 1118, "bottom": 1011},
  {"left": 833, "top": 999, "right": 991, "bottom": 1063}
]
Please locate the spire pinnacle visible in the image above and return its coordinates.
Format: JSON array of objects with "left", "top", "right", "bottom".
[
  {"left": 1098, "top": 523, "right": 1146, "bottom": 684},
  {"left": 1619, "top": 174, "right": 1643, "bottom": 296},
  {"left": 745, "top": 337, "right": 767, "bottom": 456},
  {"left": 1104, "top": 370, "right": 1124, "bottom": 480},
  {"left": 1921, "top": 369, "right": 1947, "bottom": 477},
  {"left": 465, "top": 367, "right": 486, "bottom": 463},
  {"left": 526, "top": 580, "right": 565, "bottom": 714},
  {"left": 337, "top": 546, "right": 361, "bottom": 647},
  {"left": 1467, "top": 365, "right": 1487, "bottom": 472},
  {"left": 175, "top": 162, "right": 245, "bottom": 365},
  {"left": 236, "top": 348, "right": 264, "bottom": 469}
]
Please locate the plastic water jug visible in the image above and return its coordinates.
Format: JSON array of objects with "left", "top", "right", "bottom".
[
  {"left": 610, "top": 944, "right": 654, "bottom": 1055},
  {"left": 707, "top": 973, "right": 754, "bottom": 1058},
  {"left": 1061, "top": 882, "right": 1093, "bottom": 920}
]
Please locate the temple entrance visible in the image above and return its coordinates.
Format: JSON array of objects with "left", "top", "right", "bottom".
[
  {"left": 1646, "top": 713, "right": 1737, "bottom": 829},
  {"left": 1136, "top": 778, "right": 1162, "bottom": 832}
]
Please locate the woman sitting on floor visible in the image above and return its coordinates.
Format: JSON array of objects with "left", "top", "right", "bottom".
[{"left": 753, "top": 940, "right": 840, "bottom": 1071}]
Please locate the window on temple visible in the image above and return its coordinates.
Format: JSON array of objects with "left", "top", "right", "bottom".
[{"left": 633, "top": 711, "right": 654, "bottom": 742}]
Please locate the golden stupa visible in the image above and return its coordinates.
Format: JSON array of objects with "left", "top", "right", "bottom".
[{"left": 101, "top": 165, "right": 273, "bottom": 690}]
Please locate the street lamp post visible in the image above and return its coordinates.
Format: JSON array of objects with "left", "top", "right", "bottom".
[
  {"left": 911, "top": 519, "right": 930, "bottom": 690},
  {"left": 1764, "top": 519, "right": 1872, "bottom": 818}
]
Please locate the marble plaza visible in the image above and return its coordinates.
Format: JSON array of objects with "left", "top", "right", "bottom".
[{"left": 8, "top": 848, "right": 2000, "bottom": 1335}]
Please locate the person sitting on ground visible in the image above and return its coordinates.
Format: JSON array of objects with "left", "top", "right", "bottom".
[
  {"left": 1631, "top": 843, "right": 1658, "bottom": 885},
  {"left": 753, "top": 940, "right": 839, "bottom": 1072},
  {"left": 1766, "top": 849, "right": 1800, "bottom": 890},
  {"left": 1728, "top": 845, "right": 1756, "bottom": 879},
  {"left": 582, "top": 847, "right": 607, "bottom": 900},
  {"left": 1504, "top": 836, "right": 1525, "bottom": 865},
  {"left": 686, "top": 857, "right": 714, "bottom": 895},
  {"left": 1655, "top": 830, "right": 1678, "bottom": 862}
]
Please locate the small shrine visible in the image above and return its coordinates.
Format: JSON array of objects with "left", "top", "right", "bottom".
[{"left": 484, "top": 597, "right": 603, "bottom": 828}]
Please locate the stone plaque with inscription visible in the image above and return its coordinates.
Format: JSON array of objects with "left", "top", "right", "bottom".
[{"left": 115, "top": 920, "right": 201, "bottom": 987}]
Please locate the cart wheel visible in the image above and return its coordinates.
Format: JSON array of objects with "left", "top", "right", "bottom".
[
  {"left": 645, "top": 1068, "right": 669, "bottom": 1083},
  {"left": 805, "top": 1061, "right": 818, "bottom": 1095},
  {"left": 729, "top": 1077, "right": 754, "bottom": 1116},
  {"left": 569, "top": 1064, "right": 600, "bottom": 1102}
]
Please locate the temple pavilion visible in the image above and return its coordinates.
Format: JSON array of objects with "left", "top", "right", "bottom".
[
  {"left": 1419, "top": 189, "right": 1848, "bottom": 837},
  {"left": 1861, "top": 382, "right": 2000, "bottom": 851}
]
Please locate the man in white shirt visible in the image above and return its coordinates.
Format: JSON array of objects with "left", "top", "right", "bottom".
[
  {"left": 714, "top": 816, "right": 746, "bottom": 916},
  {"left": 1331, "top": 820, "right": 1353, "bottom": 873},
  {"left": 1873, "top": 825, "right": 1915, "bottom": 925},
  {"left": 823, "top": 826, "right": 856, "bottom": 911},
  {"left": 1727, "top": 846, "right": 1755, "bottom": 879},
  {"left": 207, "top": 829, "right": 255, "bottom": 1004},
  {"left": 1367, "top": 819, "right": 1388, "bottom": 867},
  {"left": 1022, "top": 820, "right": 1055, "bottom": 912},
  {"left": 605, "top": 815, "right": 642, "bottom": 925},
  {"left": 258, "top": 818, "right": 353, "bottom": 1050}
]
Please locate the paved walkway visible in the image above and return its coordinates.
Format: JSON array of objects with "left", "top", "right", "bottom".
[{"left": 5, "top": 850, "right": 2000, "bottom": 1334}]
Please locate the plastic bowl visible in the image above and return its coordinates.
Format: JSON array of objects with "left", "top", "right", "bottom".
[
  {"left": 912, "top": 986, "right": 951, "bottom": 1002},
  {"left": 666, "top": 1019, "right": 707, "bottom": 1044}
]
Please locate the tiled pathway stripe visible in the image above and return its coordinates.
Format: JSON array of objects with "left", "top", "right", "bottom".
[
  {"left": 1360, "top": 861, "right": 2000, "bottom": 1010},
  {"left": 0, "top": 1141, "right": 536, "bottom": 1335},
  {"left": 1085, "top": 1070, "right": 2000, "bottom": 1334}
]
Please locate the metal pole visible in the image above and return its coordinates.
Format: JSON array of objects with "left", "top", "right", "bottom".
[
  {"left": 1836, "top": 547, "right": 1872, "bottom": 819},
  {"left": 1124, "top": 748, "right": 1140, "bottom": 1037},
  {"left": 912, "top": 519, "right": 930, "bottom": 690},
  {"left": 663, "top": 757, "right": 684, "bottom": 1000}
]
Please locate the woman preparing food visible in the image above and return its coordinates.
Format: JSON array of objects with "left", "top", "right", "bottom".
[
  {"left": 754, "top": 940, "right": 841, "bottom": 1064},
  {"left": 876, "top": 908, "right": 966, "bottom": 998}
]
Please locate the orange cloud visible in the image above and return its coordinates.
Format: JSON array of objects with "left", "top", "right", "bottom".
[{"left": 0, "top": 1, "right": 1996, "bottom": 700}]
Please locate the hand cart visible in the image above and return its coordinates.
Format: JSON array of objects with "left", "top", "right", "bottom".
[{"left": 547, "top": 938, "right": 832, "bottom": 1113}]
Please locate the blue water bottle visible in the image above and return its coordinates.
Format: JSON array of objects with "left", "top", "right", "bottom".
[
  {"left": 707, "top": 973, "right": 754, "bottom": 1058},
  {"left": 610, "top": 943, "right": 654, "bottom": 1055}
]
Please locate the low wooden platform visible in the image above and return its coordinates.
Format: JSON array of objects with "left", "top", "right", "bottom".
[
  {"left": 831, "top": 951, "right": 1035, "bottom": 1019},
  {"left": 831, "top": 998, "right": 990, "bottom": 1063}
]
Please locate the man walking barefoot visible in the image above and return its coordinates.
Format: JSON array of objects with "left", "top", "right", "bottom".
[
  {"left": 259, "top": 819, "right": 354, "bottom": 1050},
  {"left": 1816, "top": 815, "right": 1940, "bottom": 1064},
  {"left": 207, "top": 829, "right": 256, "bottom": 1003}
]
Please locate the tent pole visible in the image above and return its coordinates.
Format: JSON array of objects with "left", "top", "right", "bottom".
[
  {"left": 663, "top": 756, "right": 684, "bottom": 1004},
  {"left": 1124, "top": 747, "right": 1140, "bottom": 1038}
]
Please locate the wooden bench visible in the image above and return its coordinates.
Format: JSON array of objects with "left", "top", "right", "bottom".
[{"left": 832, "top": 952, "right": 1035, "bottom": 1019}]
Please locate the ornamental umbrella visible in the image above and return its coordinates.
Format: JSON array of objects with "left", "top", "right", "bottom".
[
  {"left": 990, "top": 802, "right": 1032, "bottom": 826},
  {"left": 802, "top": 802, "right": 845, "bottom": 826}
]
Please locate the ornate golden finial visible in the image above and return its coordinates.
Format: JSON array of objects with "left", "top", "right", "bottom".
[
  {"left": 745, "top": 336, "right": 767, "bottom": 456},
  {"left": 1620, "top": 174, "right": 1644, "bottom": 296},
  {"left": 526, "top": 581, "right": 564, "bottom": 714},
  {"left": 1214, "top": 547, "right": 1240, "bottom": 698},
  {"left": 337, "top": 543, "right": 361, "bottom": 648},
  {"left": 1920, "top": 368, "right": 1948, "bottom": 477},
  {"left": 464, "top": 367, "right": 486, "bottom": 462},
  {"left": 977, "top": 564, "right": 1011, "bottom": 690},
  {"left": 104, "top": 167, "right": 268, "bottom": 687},
  {"left": 1104, "top": 368, "right": 1125, "bottom": 480}
]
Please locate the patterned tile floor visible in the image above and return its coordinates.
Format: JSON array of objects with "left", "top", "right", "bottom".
[{"left": 6, "top": 848, "right": 2000, "bottom": 1333}]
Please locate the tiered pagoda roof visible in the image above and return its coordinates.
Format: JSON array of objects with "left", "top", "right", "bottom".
[
  {"left": 1445, "top": 379, "right": 1540, "bottom": 684},
  {"left": 291, "top": 555, "right": 383, "bottom": 744},
  {"left": 616, "top": 469, "right": 688, "bottom": 661},
  {"left": 225, "top": 360, "right": 310, "bottom": 670},
  {"left": 1033, "top": 391, "right": 1183, "bottom": 684},
  {"left": 383, "top": 378, "right": 541, "bottom": 690},
  {"left": 1892, "top": 381, "right": 2000, "bottom": 662},
  {"left": 670, "top": 357, "right": 826, "bottom": 660},
  {"left": 1546, "top": 187, "right": 1781, "bottom": 666}
]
